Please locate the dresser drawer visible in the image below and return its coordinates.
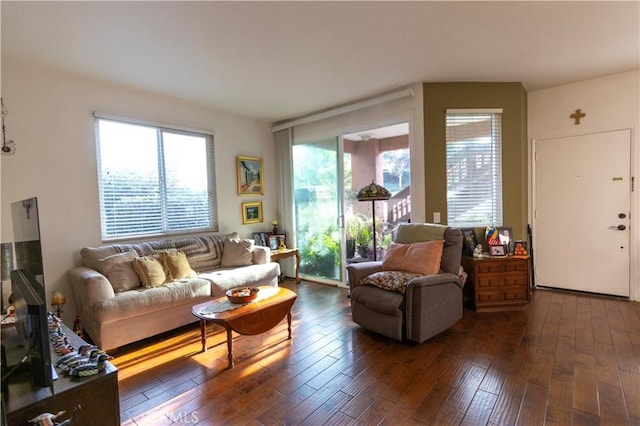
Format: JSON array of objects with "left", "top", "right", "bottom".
[
  {"left": 477, "top": 262, "right": 506, "bottom": 273},
  {"left": 504, "top": 289, "right": 528, "bottom": 300},
  {"left": 505, "top": 261, "right": 528, "bottom": 273},
  {"left": 477, "top": 275, "right": 505, "bottom": 288},
  {"left": 478, "top": 291, "right": 505, "bottom": 302},
  {"left": 504, "top": 274, "right": 529, "bottom": 287}
]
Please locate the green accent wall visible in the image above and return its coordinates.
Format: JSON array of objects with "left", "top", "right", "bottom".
[{"left": 423, "top": 82, "right": 528, "bottom": 240}]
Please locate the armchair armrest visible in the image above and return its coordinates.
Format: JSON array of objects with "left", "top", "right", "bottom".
[
  {"left": 346, "top": 261, "right": 382, "bottom": 290},
  {"left": 404, "top": 272, "right": 463, "bottom": 343},
  {"left": 406, "top": 272, "right": 462, "bottom": 290}
]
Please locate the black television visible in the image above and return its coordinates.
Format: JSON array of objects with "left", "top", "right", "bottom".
[
  {"left": 9, "top": 269, "right": 52, "bottom": 389},
  {"left": 5, "top": 196, "right": 53, "bottom": 391},
  {"left": 11, "top": 197, "right": 44, "bottom": 281}
]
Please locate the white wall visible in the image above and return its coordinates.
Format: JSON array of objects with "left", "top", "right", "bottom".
[
  {"left": 0, "top": 61, "right": 276, "bottom": 321},
  {"left": 528, "top": 69, "right": 640, "bottom": 300}
]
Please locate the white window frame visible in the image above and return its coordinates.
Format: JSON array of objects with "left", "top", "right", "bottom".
[
  {"left": 445, "top": 109, "right": 503, "bottom": 227},
  {"left": 94, "top": 114, "right": 217, "bottom": 241}
]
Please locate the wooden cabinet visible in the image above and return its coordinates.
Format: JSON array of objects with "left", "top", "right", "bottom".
[
  {"left": 4, "top": 323, "right": 120, "bottom": 425},
  {"left": 462, "top": 256, "right": 530, "bottom": 312}
]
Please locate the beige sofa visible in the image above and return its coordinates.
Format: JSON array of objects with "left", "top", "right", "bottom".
[{"left": 68, "top": 232, "right": 280, "bottom": 351}]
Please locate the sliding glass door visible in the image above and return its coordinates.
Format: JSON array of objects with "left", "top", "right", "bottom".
[
  {"left": 292, "top": 137, "right": 344, "bottom": 284},
  {"left": 290, "top": 123, "right": 410, "bottom": 286}
]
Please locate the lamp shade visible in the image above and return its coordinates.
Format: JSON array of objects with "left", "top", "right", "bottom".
[
  {"left": 356, "top": 181, "right": 391, "bottom": 201},
  {"left": 51, "top": 290, "right": 66, "bottom": 306}
]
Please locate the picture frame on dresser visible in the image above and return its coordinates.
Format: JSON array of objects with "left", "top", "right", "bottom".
[
  {"left": 489, "top": 244, "right": 506, "bottom": 256},
  {"left": 497, "top": 226, "right": 513, "bottom": 245},
  {"left": 460, "top": 228, "right": 478, "bottom": 256},
  {"left": 252, "top": 232, "right": 266, "bottom": 247},
  {"left": 268, "top": 234, "right": 286, "bottom": 250}
]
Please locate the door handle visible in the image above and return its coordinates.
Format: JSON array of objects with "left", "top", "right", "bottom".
[{"left": 609, "top": 225, "right": 626, "bottom": 231}]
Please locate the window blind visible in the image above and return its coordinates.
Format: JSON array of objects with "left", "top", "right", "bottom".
[
  {"left": 95, "top": 118, "right": 217, "bottom": 240},
  {"left": 445, "top": 111, "right": 503, "bottom": 227}
]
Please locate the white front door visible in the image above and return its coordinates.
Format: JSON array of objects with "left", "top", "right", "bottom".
[{"left": 534, "top": 129, "right": 631, "bottom": 297}]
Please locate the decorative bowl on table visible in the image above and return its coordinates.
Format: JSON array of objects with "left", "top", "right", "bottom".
[{"left": 226, "top": 287, "right": 259, "bottom": 304}]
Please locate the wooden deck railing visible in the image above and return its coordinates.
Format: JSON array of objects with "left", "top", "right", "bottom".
[{"left": 386, "top": 185, "right": 411, "bottom": 224}]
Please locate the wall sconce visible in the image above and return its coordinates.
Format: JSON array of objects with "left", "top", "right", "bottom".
[
  {"left": 1, "top": 98, "right": 16, "bottom": 155},
  {"left": 51, "top": 290, "right": 67, "bottom": 319}
]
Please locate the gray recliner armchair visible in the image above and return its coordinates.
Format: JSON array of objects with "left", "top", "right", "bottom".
[{"left": 346, "top": 223, "right": 463, "bottom": 343}]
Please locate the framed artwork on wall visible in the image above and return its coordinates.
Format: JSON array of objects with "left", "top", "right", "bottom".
[
  {"left": 241, "top": 201, "right": 263, "bottom": 224},
  {"left": 236, "top": 156, "right": 264, "bottom": 195}
]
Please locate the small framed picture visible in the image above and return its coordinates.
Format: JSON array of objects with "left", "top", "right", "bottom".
[
  {"left": 460, "top": 228, "right": 478, "bottom": 256},
  {"left": 237, "top": 156, "right": 264, "bottom": 195},
  {"left": 268, "top": 234, "right": 286, "bottom": 251},
  {"left": 252, "top": 232, "right": 266, "bottom": 246},
  {"left": 241, "top": 201, "right": 263, "bottom": 224},
  {"left": 497, "top": 227, "right": 513, "bottom": 245},
  {"left": 489, "top": 244, "right": 507, "bottom": 256}
]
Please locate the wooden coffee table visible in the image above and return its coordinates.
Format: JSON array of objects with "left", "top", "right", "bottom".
[{"left": 191, "top": 286, "right": 297, "bottom": 368}]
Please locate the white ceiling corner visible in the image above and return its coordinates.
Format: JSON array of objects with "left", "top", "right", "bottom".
[{"left": 1, "top": 1, "right": 638, "bottom": 123}]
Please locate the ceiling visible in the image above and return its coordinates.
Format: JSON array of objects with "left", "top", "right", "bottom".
[
  {"left": 2, "top": 1, "right": 638, "bottom": 123},
  {"left": 344, "top": 123, "right": 409, "bottom": 141}
]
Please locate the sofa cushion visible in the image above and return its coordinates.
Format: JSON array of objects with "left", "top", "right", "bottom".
[
  {"left": 199, "top": 263, "right": 280, "bottom": 297},
  {"left": 382, "top": 240, "right": 444, "bottom": 275},
  {"left": 81, "top": 246, "right": 120, "bottom": 269},
  {"left": 221, "top": 238, "right": 254, "bottom": 267},
  {"left": 358, "top": 271, "right": 421, "bottom": 294},
  {"left": 94, "top": 278, "right": 212, "bottom": 323},
  {"left": 133, "top": 254, "right": 169, "bottom": 288},
  {"left": 163, "top": 251, "right": 196, "bottom": 280},
  {"left": 112, "top": 233, "right": 236, "bottom": 273},
  {"left": 94, "top": 251, "right": 141, "bottom": 293}
]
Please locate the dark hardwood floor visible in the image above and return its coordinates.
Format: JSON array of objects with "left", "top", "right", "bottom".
[{"left": 112, "top": 279, "right": 640, "bottom": 425}]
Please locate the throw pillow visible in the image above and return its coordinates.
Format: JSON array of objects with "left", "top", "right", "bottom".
[
  {"left": 358, "top": 271, "right": 422, "bottom": 294},
  {"left": 93, "top": 251, "right": 141, "bottom": 292},
  {"left": 382, "top": 240, "right": 444, "bottom": 276},
  {"left": 220, "top": 238, "right": 254, "bottom": 268},
  {"left": 132, "top": 254, "right": 169, "bottom": 288},
  {"left": 80, "top": 246, "right": 119, "bottom": 269},
  {"left": 163, "top": 251, "right": 196, "bottom": 280}
]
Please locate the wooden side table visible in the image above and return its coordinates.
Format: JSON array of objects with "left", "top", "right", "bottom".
[
  {"left": 270, "top": 248, "right": 300, "bottom": 284},
  {"left": 461, "top": 255, "right": 530, "bottom": 312}
]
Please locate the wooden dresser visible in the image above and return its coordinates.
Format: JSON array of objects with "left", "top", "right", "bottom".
[{"left": 462, "top": 256, "right": 530, "bottom": 312}]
